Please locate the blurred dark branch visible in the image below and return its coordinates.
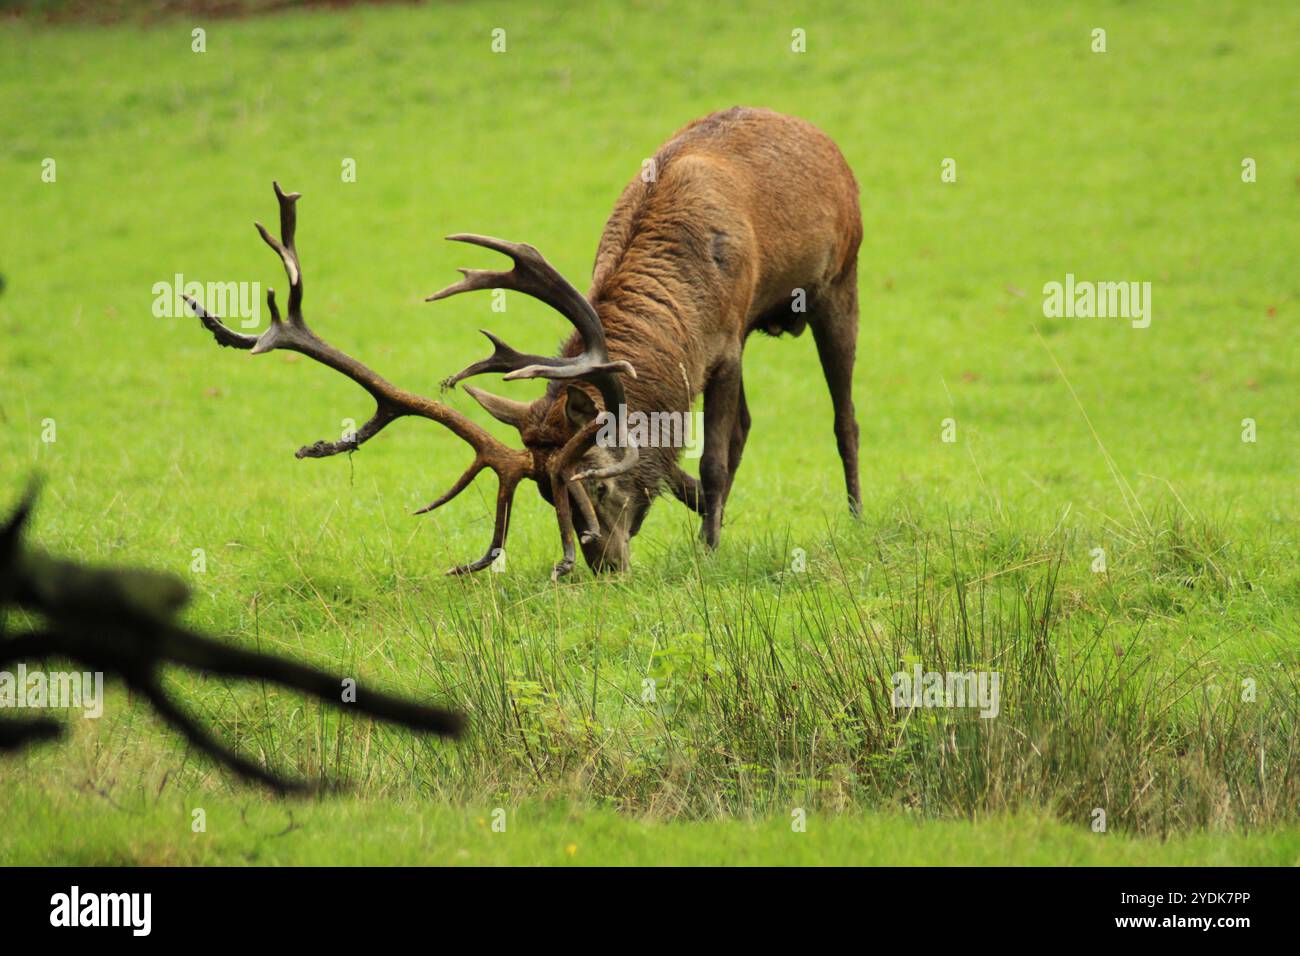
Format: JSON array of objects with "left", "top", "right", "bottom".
[{"left": 0, "top": 486, "right": 463, "bottom": 793}]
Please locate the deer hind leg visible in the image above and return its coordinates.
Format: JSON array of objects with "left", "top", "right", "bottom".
[
  {"left": 698, "top": 355, "right": 742, "bottom": 547},
  {"left": 809, "top": 269, "right": 862, "bottom": 516}
]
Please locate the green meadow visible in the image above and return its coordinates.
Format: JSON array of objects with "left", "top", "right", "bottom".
[{"left": 0, "top": 0, "right": 1296, "bottom": 865}]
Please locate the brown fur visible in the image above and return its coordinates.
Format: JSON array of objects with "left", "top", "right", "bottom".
[{"left": 509, "top": 107, "right": 863, "bottom": 570}]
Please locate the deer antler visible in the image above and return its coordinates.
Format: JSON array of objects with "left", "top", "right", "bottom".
[
  {"left": 429, "top": 236, "right": 629, "bottom": 376},
  {"left": 184, "top": 183, "right": 533, "bottom": 575},
  {"left": 426, "top": 235, "right": 640, "bottom": 578}
]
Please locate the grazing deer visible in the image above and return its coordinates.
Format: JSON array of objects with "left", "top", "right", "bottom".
[{"left": 185, "top": 107, "right": 862, "bottom": 579}]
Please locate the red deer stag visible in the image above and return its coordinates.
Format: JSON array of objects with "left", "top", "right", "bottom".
[{"left": 185, "top": 107, "right": 862, "bottom": 579}]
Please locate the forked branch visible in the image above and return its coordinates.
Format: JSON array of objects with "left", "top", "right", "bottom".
[{"left": 0, "top": 488, "right": 463, "bottom": 793}]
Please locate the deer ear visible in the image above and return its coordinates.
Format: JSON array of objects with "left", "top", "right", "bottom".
[
  {"left": 564, "top": 385, "right": 599, "bottom": 430},
  {"left": 463, "top": 385, "right": 531, "bottom": 430}
]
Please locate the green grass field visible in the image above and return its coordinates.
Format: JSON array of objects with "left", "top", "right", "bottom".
[{"left": 1, "top": 0, "right": 1297, "bottom": 865}]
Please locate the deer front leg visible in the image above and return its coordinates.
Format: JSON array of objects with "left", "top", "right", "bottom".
[
  {"left": 724, "top": 375, "right": 751, "bottom": 501},
  {"left": 668, "top": 466, "right": 705, "bottom": 515},
  {"left": 698, "top": 357, "right": 742, "bottom": 548}
]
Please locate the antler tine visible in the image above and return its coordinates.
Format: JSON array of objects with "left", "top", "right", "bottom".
[
  {"left": 425, "top": 233, "right": 641, "bottom": 489},
  {"left": 439, "top": 329, "right": 537, "bottom": 390},
  {"left": 426, "top": 235, "right": 637, "bottom": 391},
  {"left": 254, "top": 181, "right": 304, "bottom": 321},
  {"left": 184, "top": 183, "right": 537, "bottom": 575},
  {"left": 429, "top": 234, "right": 605, "bottom": 348},
  {"left": 181, "top": 293, "right": 260, "bottom": 350},
  {"left": 573, "top": 445, "right": 639, "bottom": 482},
  {"left": 549, "top": 469, "right": 578, "bottom": 581},
  {"left": 446, "top": 472, "right": 519, "bottom": 575},
  {"left": 414, "top": 459, "right": 485, "bottom": 515},
  {"left": 552, "top": 419, "right": 604, "bottom": 547}
]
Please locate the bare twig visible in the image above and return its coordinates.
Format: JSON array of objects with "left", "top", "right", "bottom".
[{"left": 0, "top": 487, "right": 464, "bottom": 794}]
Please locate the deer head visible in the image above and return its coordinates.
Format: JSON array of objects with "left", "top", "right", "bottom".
[
  {"left": 451, "top": 374, "right": 658, "bottom": 574},
  {"left": 184, "top": 183, "right": 638, "bottom": 580}
]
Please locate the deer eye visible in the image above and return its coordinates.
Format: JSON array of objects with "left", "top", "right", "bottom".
[{"left": 595, "top": 483, "right": 609, "bottom": 501}]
